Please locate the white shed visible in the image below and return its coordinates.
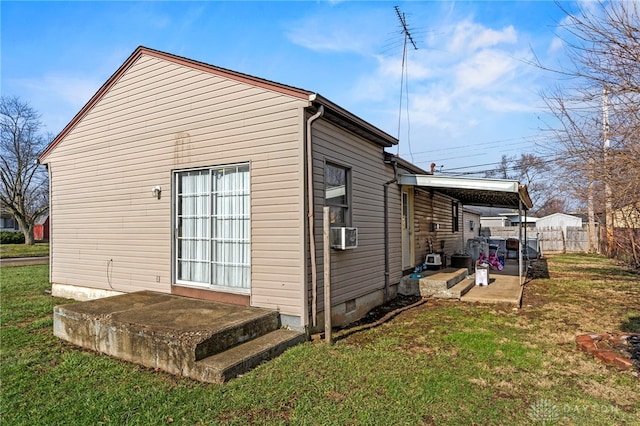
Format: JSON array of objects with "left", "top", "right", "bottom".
[{"left": 536, "top": 213, "right": 582, "bottom": 234}]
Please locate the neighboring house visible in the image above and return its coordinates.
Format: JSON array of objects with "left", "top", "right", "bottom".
[
  {"left": 462, "top": 207, "right": 482, "bottom": 244},
  {"left": 481, "top": 212, "right": 537, "bottom": 228},
  {"left": 506, "top": 214, "right": 538, "bottom": 227},
  {"left": 480, "top": 216, "right": 511, "bottom": 228},
  {"left": 0, "top": 213, "right": 20, "bottom": 232},
  {"left": 39, "top": 46, "right": 532, "bottom": 332},
  {"left": 34, "top": 215, "right": 50, "bottom": 241},
  {"left": 536, "top": 213, "right": 582, "bottom": 233},
  {"left": 612, "top": 203, "right": 640, "bottom": 229}
]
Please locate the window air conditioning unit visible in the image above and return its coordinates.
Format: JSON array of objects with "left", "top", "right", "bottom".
[{"left": 330, "top": 227, "right": 358, "bottom": 250}]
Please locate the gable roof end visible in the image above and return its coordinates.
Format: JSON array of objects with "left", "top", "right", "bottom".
[
  {"left": 39, "top": 46, "right": 397, "bottom": 163},
  {"left": 38, "top": 46, "right": 313, "bottom": 163}
]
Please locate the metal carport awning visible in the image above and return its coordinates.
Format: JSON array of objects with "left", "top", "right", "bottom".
[
  {"left": 397, "top": 174, "right": 533, "bottom": 285},
  {"left": 397, "top": 174, "right": 533, "bottom": 210}
]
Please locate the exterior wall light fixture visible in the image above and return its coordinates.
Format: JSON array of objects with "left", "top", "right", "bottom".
[{"left": 152, "top": 185, "right": 162, "bottom": 199}]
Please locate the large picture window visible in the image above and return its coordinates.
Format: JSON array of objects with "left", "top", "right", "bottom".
[
  {"left": 325, "top": 162, "right": 350, "bottom": 226},
  {"left": 175, "top": 164, "right": 250, "bottom": 293}
]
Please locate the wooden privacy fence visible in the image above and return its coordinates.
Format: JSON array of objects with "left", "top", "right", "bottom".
[{"left": 483, "top": 226, "right": 593, "bottom": 254}]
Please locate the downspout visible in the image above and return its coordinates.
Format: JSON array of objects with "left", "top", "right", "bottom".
[
  {"left": 383, "top": 157, "right": 398, "bottom": 302},
  {"left": 306, "top": 103, "right": 324, "bottom": 328}
]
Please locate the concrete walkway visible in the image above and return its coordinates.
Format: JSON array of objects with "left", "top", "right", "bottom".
[
  {"left": 0, "top": 256, "right": 49, "bottom": 267},
  {"left": 460, "top": 261, "right": 524, "bottom": 306}
]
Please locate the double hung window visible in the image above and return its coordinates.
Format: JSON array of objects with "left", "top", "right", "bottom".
[{"left": 325, "top": 162, "right": 350, "bottom": 226}]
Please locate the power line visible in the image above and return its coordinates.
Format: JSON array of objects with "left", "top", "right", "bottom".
[
  {"left": 401, "top": 147, "right": 595, "bottom": 176},
  {"left": 398, "top": 135, "right": 542, "bottom": 157},
  {"left": 439, "top": 152, "right": 582, "bottom": 177}
]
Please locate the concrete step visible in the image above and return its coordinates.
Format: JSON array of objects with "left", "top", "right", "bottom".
[
  {"left": 435, "top": 277, "right": 476, "bottom": 299},
  {"left": 193, "top": 310, "right": 279, "bottom": 360},
  {"left": 193, "top": 329, "right": 306, "bottom": 383},
  {"left": 419, "top": 268, "right": 468, "bottom": 297},
  {"left": 397, "top": 268, "right": 470, "bottom": 297}
]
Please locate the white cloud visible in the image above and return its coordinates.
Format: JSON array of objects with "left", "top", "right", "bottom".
[
  {"left": 341, "top": 10, "right": 548, "bottom": 161},
  {"left": 453, "top": 49, "right": 519, "bottom": 92},
  {"left": 481, "top": 95, "right": 536, "bottom": 113},
  {"left": 448, "top": 20, "right": 517, "bottom": 53},
  {"left": 287, "top": 27, "right": 369, "bottom": 53},
  {"left": 548, "top": 36, "right": 564, "bottom": 55},
  {"left": 8, "top": 74, "right": 102, "bottom": 134},
  {"left": 348, "top": 53, "right": 433, "bottom": 104},
  {"left": 284, "top": 7, "right": 389, "bottom": 55}
]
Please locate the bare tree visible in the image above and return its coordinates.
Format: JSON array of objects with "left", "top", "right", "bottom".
[
  {"left": 484, "top": 153, "right": 554, "bottom": 215},
  {"left": 534, "top": 197, "right": 568, "bottom": 218},
  {"left": 0, "top": 96, "right": 49, "bottom": 245},
  {"left": 539, "top": 1, "right": 640, "bottom": 264},
  {"left": 487, "top": 154, "right": 513, "bottom": 180}
]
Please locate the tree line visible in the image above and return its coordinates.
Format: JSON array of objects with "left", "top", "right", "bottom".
[{"left": 1, "top": 96, "right": 49, "bottom": 245}]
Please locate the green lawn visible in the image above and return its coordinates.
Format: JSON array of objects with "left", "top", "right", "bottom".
[
  {"left": 1, "top": 254, "right": 639, "bottom": 425},
  {"left": 0, "top": 242, "right": 49, "bottom": 258}
]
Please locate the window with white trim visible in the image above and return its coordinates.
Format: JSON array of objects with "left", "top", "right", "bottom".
[
  {"left": 174, "top": 164, "right": 250, "bottom": 292},
  {"left": 325, "top": 162, "right": 350, "bottom": 226}
]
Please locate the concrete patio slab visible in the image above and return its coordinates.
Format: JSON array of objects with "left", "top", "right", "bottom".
[
  {"left": 460, "top": 274, "right": 523, "bottom": 305},
  {"left": 54, "top": 291, "right": 305, "bottom": 383},
  {"left": 461, "top": 260, "right": 524, "bottom": 306}
]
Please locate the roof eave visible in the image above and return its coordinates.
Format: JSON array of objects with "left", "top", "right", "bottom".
[{"left": 310, "top": 94, "right": 398, "bottom": 148}]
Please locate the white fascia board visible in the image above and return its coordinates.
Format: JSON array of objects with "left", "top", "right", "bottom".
[{"left": 397, "top": 174, "right": 520, "bottom": 194}]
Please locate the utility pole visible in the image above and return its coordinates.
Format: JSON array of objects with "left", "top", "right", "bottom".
[
  {"left": 587, "top": 158, "right": 597, "bottom": 253},
  {"left": 603, "top": 88, "right": 614, "bottom": 255}
]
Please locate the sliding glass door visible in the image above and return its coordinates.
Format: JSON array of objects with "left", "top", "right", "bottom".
[{"left": 175, "top": 164, "right": 250, "bottom": 293}]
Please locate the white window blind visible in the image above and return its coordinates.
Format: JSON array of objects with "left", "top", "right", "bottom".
[{"left": 175, "top": 164, "right": 250, "bottom": 292}]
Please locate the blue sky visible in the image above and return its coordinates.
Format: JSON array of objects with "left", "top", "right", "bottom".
[{"left": 2, "top": 1, "right": 575, "bottom": 173}]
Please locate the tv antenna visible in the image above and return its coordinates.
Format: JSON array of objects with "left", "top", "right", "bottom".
[
  {"left": 395, "top": 5, "right": 418, "bottom": 50},
  {"left": 394, "top": 5, "right": 418, "bottom": 159}
]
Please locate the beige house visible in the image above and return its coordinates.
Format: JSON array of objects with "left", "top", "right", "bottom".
[
  {"left": 39, "top": 46, "right": 531, "bottom": 331},
  {"left": 613, "top": 203, "right": 640, "bottom": 229}
]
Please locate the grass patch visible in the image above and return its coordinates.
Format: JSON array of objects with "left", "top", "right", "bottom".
[
  {"left": 0, "top": 242, "right": 49, "bottom": 258},
  {"left": 1, "top": 255, "right": 639, "bottom": 425}
]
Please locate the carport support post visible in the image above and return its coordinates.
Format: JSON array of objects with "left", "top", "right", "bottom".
[
  {"left": 323, "top": 206, "right": 332, "bottom": 344},
  {"left": 518, "top": 200, "right": 523, "bottom": 285}
]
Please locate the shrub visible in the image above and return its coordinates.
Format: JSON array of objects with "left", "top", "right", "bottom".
[{"left": 0, "top": 232, "right": 25, "bottom": 244}]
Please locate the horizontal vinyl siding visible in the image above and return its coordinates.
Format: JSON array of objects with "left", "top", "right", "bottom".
[
  {"left": 44, "top": 54, "right": 307, "bottom": 317},
  {"left": 310, "top": 119, "right": 396, "bottom": 310},
  {"left": 412, "top": 188, "right": 465, "bottom": 265},
  {"left": 413, "top": 188, "right": 431, "bottom": 266}
]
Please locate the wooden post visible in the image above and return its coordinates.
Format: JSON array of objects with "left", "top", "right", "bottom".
[{"left": 323, "top": 207, "right": 332, "bottom": 344}]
